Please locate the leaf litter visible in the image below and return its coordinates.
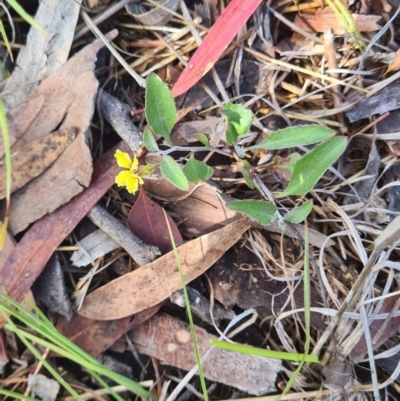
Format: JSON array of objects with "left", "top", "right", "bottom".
[{"left": 2, "top": 0, "right": 400, "bottom": 400}]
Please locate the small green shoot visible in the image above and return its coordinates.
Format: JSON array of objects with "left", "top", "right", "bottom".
[
  {"left": 0, "top": 293, "right": 149, "bottom": 400},
  {"left": 145, "top": 73, "right": 176, "bottom": 142},
  {"left": 194, "top": 133, "right": 210, "bottom": 147},
  {"left": 0, "top": 98, "right": 11, "bottom": 250},
  {"left": 237, "top": 159, "right": 254, "bottom": 189},
  {"left": 183, "top": 155, "right": 213, "bottom": 183},
  {"left": 221, "top": 103, "right": 252, "bottom": 145},
  {"left": 141, "top": 74, "right": 348, "bottom": 228},
  {"left": 245, "top": 125, "right": 335, "bottom": 151},
  {"left": 160, "top": 155, "right": 189, "bottom": 190},
  {"left": 227, "top": 200, "right": 277, "bottom": 226},
  {"left": 209, "top": 340, "right": 318, "bottom": 363},
  {"left": 276, "top": 136, "right": 347, "bottom": 198},
  {"left": 283, "top": 200, "right": 313, "bottom": 224},
  {"left": 163, "top": 210, "right": 209, "bottom": 401}
]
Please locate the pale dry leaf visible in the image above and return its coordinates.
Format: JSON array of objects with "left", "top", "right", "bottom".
[
  {"left": 6, "top": 30, "right": 118, "bottom": 234},
  {"left": 77, "top": 218, "right": 251, "bottom": 320},
  {"left": 385, "top": 49, "right": 400, "bottom": 75},
  {"left": 0, "top": 128, "right": 77, "bottom": 199},
  {"left": 130, "top": 314, "right": 282, "bottom": 395},
  {"left": 294, "top": 9, "right": 381, "bottom": 34},
  {"left": 2, "top": 0, "right": 82, "bottom": 108}
]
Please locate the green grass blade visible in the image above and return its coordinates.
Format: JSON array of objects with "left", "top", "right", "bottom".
[
  {"left": 275, "top": 222, "right": 312, "bottom": 401},
  {"left": 0, "top": 388, "right": 41, "bottom": 401},
  {"left": 2, "top": 311, "right": 85, "bottom": 401},
  {"left": 0, "top": 294, "right": 149, "bottom": 399},
  {"left": 0, "top": 20, "right": 12, "bottom": 61},
  {"left": 209, "top": 340, "right": 318, "bottom": 363},
  {"left": 5, "top": 0, "right": 47, "bottom": 37},
  {"left": 163, "top": 210, "right": 209, "bottom": 401},
  {"left": 0, "top": 98, "right": 11, "bottom": 250},
  {"left": 325, "top": 0, "right": 364, "bottom": 51}
]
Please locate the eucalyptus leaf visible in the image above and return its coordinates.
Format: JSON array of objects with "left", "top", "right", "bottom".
[
  {"left": 227, "top": 200, "right": 277, "bottom": 226},
  {"left": 283, "top": 200, "right": 313, "bottom": 224},
  {"left": 143, "top": 127, "right": 159, "bottom": 151},
  {"left": 276, "top": 136, "right": 347, "bottom": 198},
  {"left": 160, "top": 156, "right": 189, "bottom": 190},
  {"left": 246, "top": 125, "right": 335, "bottom": 151},
  {"left": 145, "top": 73, "right": 176, "bottom": 141},
  {"left": 182, "top": 155, "right": 213, "bottom": 183}
]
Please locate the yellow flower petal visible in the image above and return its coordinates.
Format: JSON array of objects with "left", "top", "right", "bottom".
[
  {"left": 125, "top": 175, "right": 139, "bottom": 194},
  {"left": 139, "top": 164, "right": 154, "bottom": 176},
  {"left": 115, "top": 170, "right": 131, "bottom": 187},
  {"left": 137, "top": 176, "right": 144, "bottom": 185},
  {"left": 115, "top": 150, "right": 132, "bottom": 169},
  {"left": 131, "top": 156, "right": 139, "bottom": 171}
]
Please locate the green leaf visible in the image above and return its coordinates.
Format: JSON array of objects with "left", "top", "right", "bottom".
[
  {"left": 6, "top": 0, "right": 47, "bottom": 37},
  {"left": 160, "top": 156, "right": 189, "bottom": 190},
  {"left": 227, "top": 200, "right": 277, "bottom": 226},
  {"left": 276, "top": 136, "right": 347, "bottom": 198},
  {"left": 237, "top": 159, "right": 254, "bottom": 189},
  {"left": 221, "top": 103, "right": 252, "bottom": 135},
  {"left": 145, "top": 73, "right": 176, "bottom": 141},
  {"left": 225, "top": 124, "right": 239, "bottom": 146},
  {"left": 143, "top": 127, "right": 159, "bottom": 151},
  {"left": 182, "top": 155, "right": 213, "bottom": 183},
  {"left": 194, "top": 133, "right": 210, "bottom": 147},
  {"left": 246, "top": 125, "right": 335, "bottom": 151},
  {"left": 283, "top": 200, "right": 313, "bottom": 224}
]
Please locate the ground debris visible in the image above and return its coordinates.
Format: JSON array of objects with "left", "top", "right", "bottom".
[{"left": 130, "top": 314, "right": 282, "bottom": 395}]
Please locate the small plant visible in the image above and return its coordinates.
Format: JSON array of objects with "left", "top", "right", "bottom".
[
  {"left": 115, "top": 73, "right": 347, "bottom": 227},
  {"left": 0, "top": 293, "right": 149, "bottom": 400}
]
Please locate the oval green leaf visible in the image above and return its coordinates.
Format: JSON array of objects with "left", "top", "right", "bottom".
[
  {"left": 143, "top": 127, "right": 159, "bottom": 151},
  {"left": 145, "top": 73, "right": 176, "bottom": 141},
  {"left": 221, "top": 103, "right": 252, "bottom": 136},
  {"left": 276, "top": 136, "right": 347, "bottom": 198},
  {"left": 283, "top": 200, "right": 313, "bottom": 224},
  {"left": 227, "top": 200, "right": 277, "bottom": 226},
  {"left": 182, "top": 155, "right": 213, "bottom": 183},
  {"left": 245, "top": 125, "right": 335, "bottom": 151},
  {"left": 160, "top": 156, "right": 189, "bottom": 191}
]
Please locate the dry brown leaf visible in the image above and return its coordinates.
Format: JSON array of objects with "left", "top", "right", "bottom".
[
  {"left": 77, "top": 218, "right": 251, "bottom": 320},
  {"left": 294, "top": 9, "right": 381, "bottom": 34},
  {"left": 3, "top": 30, "right": 118, "bottom": 234},
  {"left": 169, "top": 181, "right": 334, "bottom": 248},
  {"left": 385, "top": 49, "right": 400, "bottom": 76},
  {"left": 0, "top": 128, "right": 77, "bottom": 199},
  {"left": 170, "top": 117, "right": 227, "bottom": 147},
  {"left": 129, "top": 314, "right": 282, "bottom": 395}
]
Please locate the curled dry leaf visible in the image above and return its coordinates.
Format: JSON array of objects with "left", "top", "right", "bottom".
[
  {"left": 77, "top": 218, "right": 251, "bottom": 320},
  {"left": 0, "top": 128, "right": 77, "bottom": 199},
  {"left": 128, "top": 189, "right": 183, "bottom": 254},
  {"left": 3, "top": 30, "right": 118, "bottom": 234}
]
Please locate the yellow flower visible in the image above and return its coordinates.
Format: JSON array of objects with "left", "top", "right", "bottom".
[{"left": 114, "top": 150, "right": 153, "bottom": 194}]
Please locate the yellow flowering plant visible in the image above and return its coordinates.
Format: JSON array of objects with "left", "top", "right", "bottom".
[{"left": 114, "top": 149, "right": 153, "bottom": 194}]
